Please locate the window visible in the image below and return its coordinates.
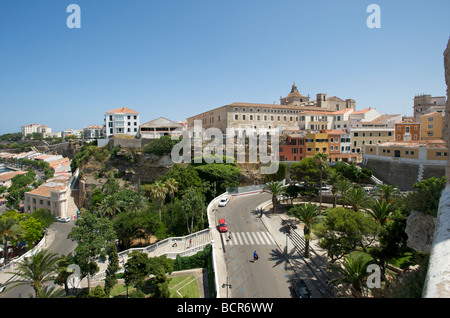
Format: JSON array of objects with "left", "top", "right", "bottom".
[
  {"left": 354, "top": 132, "right": 359, "bottom": 137},
  {"left": 428, "top": 117, "right": 434, "bottom": 122},
  {"left": 436, "top": 152, "right": 442, "bottom": 157},
  {"left": 235, "top": 114, "right": 238, "bottom": 120},
  {"left": 428, "top": 124, "right": 434, "bottom": 129}
]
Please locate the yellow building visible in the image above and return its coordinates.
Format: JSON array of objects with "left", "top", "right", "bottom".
[
  {"left": 364, "top": 140, "right": 448, "bottom": 163},
  {"left": 419, "top": 112, "right": 444, "bottom": 140},
  {"left": 305, "top": 132, "right": 329, "bottom": 157}
]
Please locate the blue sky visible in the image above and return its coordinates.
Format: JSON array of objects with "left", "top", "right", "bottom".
[{"left": 0, "top": 0, "right": 449, "bottom": 135}]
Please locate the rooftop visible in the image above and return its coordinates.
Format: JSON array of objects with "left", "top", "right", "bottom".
[{"left": 105, "top": 107, "right": 139, "bottom": 114}]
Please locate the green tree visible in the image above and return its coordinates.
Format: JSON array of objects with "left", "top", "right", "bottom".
[
  {"left": 407, "top": 176, "right": 446, "bottom": 216},
  {"left": 284, "top": 184, "right": 301, "bottom": 206},
  {"left": 372, "top": 184, "right": 403, "bottom": 205},
  {"left": 289, "top": 203, "right": 321, "bottom": 258},
  {"left": 314, "top": 207, "right": 379, "bottom": 263},
  {"left": 366, "top": 199, "right": 396, "bottom": 227},
  {"left": 98, "top": 194, "right": 123, "bottom": 218},
  {"left": 314, "top": 153, "right": 329, "bottom": 211},
  {"left": 142, "top": 181, "right": 168, "bottom": 223},
  {"left": 104, "top": 244, "right": 120, "bottom": 296},
  {"left": 327, "top": 169, "right": 342, "bottom": 208},
  {"left": 124, "top": 251, "right": 151, "bottom": 291},
  {"left": 330, "top": 252, "right": 375, "bottom": 298},
  {"left": 164, "top": 178, "right": 179, "bottom": 204},
  {"left": 19, "top": 216, "right": 44, "bottom": 249},
  {"left": 143, "top": 135, "right": 181, "bottom": 156},
  {"left": 6, "top": 249, "right": 60, "bottom": 298},
  {"left": 290, "top": 157, "right": 320, "bottom": 186},
  {"left": 343, "top": 185, "right": 370, "bottom": 212},
  {"left": 178, "top": 186, "right": 207, "bottom": 234},
  {"left": 68, "top": 209, "right": 117, "bottom": 294},
  {"left": 0, "top": 215, "right": 23, "bottom": 264},
  {"left": 263, "top": 181, "right": 284, "bottom": 214}
]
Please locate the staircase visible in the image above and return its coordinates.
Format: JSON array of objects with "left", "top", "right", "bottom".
[{"left": 417, "top": 163, "right": 424, "bottom": 182}]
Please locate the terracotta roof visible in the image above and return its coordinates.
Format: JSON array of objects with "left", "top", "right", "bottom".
[
  {"left": 421, "top": 112, "right": 443, "bottom": 117},
  {"left": 105, "top": 107, "right": 138, "bottom": 114},
  {"left": 350, "top": 108, "right": 373, "bottom": 114},
  {"left": 322, "top": 129, "right": 349, "bottom": 135},
  {"left": 0, "top": 171, "right": 26, "bottom": 182}
]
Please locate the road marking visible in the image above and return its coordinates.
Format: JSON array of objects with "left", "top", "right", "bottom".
[
  {"left": 224, "top": 232, "right": 276, "bottom": 245},
  {"left": 245, "top": 232, "right": 254, "bottom": 245},
  {"left": 235, "top": 232, "right": 244, "bottom": 245}
]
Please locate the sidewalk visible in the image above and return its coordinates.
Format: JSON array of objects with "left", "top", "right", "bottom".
[{"left": 258, "top": 201, "right": 332, "bottom": 298}]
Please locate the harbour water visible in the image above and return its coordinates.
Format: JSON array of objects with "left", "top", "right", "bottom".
[{"left": 0, "top": 164, "right": 13, "bottom": 174}]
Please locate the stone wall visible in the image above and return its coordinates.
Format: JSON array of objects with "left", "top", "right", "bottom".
[{"left": 423, "top": 38, "right": 450, "bottom": 298}]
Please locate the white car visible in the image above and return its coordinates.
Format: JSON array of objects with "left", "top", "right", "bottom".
[
  {"left": 58, "top": 216, "right": 71, "bottom": 223},
  {"left": 218, "top": 198, "right": 229, "bottom": 207}
]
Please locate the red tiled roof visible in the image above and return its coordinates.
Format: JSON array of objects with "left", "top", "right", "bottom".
[{"left": 106, "top": 107, "right": 138, "bottom": 114}]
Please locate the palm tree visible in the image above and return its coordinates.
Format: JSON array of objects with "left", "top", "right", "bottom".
[
  {"left": 6, "top": 249, "right": 60, "bottom": 298},
  {"left": 335, "top": 178, "right": 351, "bottom": 208},
  {"left": 327, "top": 169, "right": 342, "bottom": 208},
  {"left": 289, "top": 203, "right": 321, "bottom": 258},
  {"left": 344, "top": 185, "right": 370, "bottom": 212},
  {"left": 263, "top": 181, "right": 284, "bottom": 214},
  {"left": 130, "top": 194, "right": 149, "bottom": 213},
  {"left": 0, "top": 216, "right": 23, "bottom": 265},
  {"left": 98, "top": 194, "right": 123, "bottom": 218},
  {"left": 164, "top": 178, "right": 179, "bottom": 204},
  {"left": 314, "top": 153, "right": 329, "bottom": 211},
  {"left": 372, "top": 184, "right": 403, "bottom": 204},
  {"left": 366, "top": 199, "right": 395, "bottom": 226},
  {"left": 330, "top": 253, "right": 374, "bottom": 297},
  {"left": 145, "top": 181, "right": 168, "bottom": 223}
]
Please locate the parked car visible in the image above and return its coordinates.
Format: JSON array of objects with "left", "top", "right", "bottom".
[
  {"left": 218, "top": 218, "right": 228, "bottom": 232},
  {"left": 58, "top": 216, "right": 71, "bottom": 223},
  {"left": 218, "top": 198, "right": 229, "bottom": 207},
  {"left": 294, "top": 279, "right": 312, "bottom": 298}
]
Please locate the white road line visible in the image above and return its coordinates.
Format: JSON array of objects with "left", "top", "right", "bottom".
[
  {"left": 246, "top": 232, "right": 254, "bottom": 245},
  {"left": 251, "top": 232, "right": 261, "bottom": 244},
  {"left": 241, "top": 232, "right": 249, "bottom": 245},
  {"left": 256, "top": 232, "right": 266, "bottom": 245},
  {"left": 235, "top": 232, "right": 243, "bottom": 245}
]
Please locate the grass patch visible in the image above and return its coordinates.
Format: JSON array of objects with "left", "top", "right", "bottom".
[{"left": 169, "top": 275, "right": 200, "bottom": 298}]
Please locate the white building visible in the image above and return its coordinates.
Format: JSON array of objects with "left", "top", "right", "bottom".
[
  {"left": 84, "top": 125, "right": 105, "bottom": 139},
  {"left": 104, "top": 107, "right": 140, "bottom": 138},
  {"left": 21, "top": 124, "right": 52, "bottom": 138}
]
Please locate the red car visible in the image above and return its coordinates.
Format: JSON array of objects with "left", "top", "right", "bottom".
[{"left": 218, "top": 218, "right": 228, "bottom": 232}]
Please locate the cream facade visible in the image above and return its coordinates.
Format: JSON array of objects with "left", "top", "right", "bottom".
[
  {"left": 364, "top": 140, "right": 448, "bottom": 166},
  {"left": 24, "top": 174, "right": 75, "bottom": 218},
  {"left": 186, "top": 84, "right": 357, "bottom": 136},
  {"left": 419, "top": 112, "right": 444, "bottom": 140}
]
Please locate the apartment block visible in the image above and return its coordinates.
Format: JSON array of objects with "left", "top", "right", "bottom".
[
  {"left": 419, "top": 112, "right": 444, "bottom": 140},
  {"left": 279, "top": 133, "right": 306, "bottom": 162},
  {"left": 395, "top": 122, "right": 421, "bottom": 141},
  {"left": 105, "top": 107, "right": 140, "bottom": 138}
]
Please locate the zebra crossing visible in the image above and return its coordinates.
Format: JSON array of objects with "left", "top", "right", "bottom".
[{"left": 222, "top": 231, "right": 277, "bottom": 246}]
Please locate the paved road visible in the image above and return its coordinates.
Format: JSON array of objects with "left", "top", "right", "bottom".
[
  {"left": 217, "top": 192, "right": 298, "bottom": 298},
  {"left": 0, "top": 220, "right": 76, "bottom": 298}
]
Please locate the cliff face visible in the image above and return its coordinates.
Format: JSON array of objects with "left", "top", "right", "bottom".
[{"left": 78, "top": 148, "right": 173, "bottom": 208}]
